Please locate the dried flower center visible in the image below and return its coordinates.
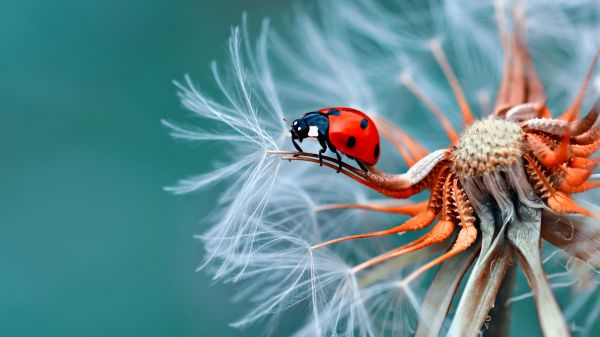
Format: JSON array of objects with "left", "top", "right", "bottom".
[{"left": 452, "top": 119, "right": 524, "bottom": 178}]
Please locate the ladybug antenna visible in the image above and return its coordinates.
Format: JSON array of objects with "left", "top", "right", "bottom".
[{"left": 282, "top": 118, "right": 292, "bottom": 127}]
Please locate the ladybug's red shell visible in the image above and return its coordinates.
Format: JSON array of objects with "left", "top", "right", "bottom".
[{"left": 319, "top": 107, "right": 380, "bottom": 165}]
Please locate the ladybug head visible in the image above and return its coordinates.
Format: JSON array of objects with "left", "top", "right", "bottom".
[{"left": 290, "top": 118, "right": 309, "bottom": 141}]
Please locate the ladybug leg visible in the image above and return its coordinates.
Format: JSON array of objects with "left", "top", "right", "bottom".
[
  {"left": 318, "top": 149, "right": 326, "bottom": 166},
  {"left": 356, "top": 160, "right": 368, "bottom": 172},
  {"left": 291, "top": 138, "right": 303, "bottom": 157},
  {"left": 317, "top": 136, "right": 328, "bottom": 166},
  {"left": 324, "top": 138, "right": 343, "bottom": 173},
  {"left": 334, "top": 150, "right": 343, "bottom": 173}
]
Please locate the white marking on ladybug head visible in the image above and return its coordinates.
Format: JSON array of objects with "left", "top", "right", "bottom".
[
  {"left": 293, "top": 121, "right": 298, "bottom": 125},
  {"left": 308, "top": 125, "right": 319, "bottom": 137}
]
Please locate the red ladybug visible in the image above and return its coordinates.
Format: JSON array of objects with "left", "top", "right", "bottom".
[{"left": 290, "top": 107, "right": 380, "bottom": 172}]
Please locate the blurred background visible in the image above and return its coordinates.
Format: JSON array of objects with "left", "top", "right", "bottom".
[
  {"left": 0, "top": 1, "right": 295, "bottom": 336},
  {"left": 3, "top": 0, "right": 598, "bottom": 336}
]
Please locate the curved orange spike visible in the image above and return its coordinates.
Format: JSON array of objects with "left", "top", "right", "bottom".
[
  {"left": 494, "top": 4, "right": 546, "bottom": 113},
  {"left": 314, "top": 200, "right": 428, "bottom": 216},
  {"left": 559, "top": 49, "right": 600, "bottom": 122},
  {"left": 571, "top": 100, "right": 600, "bottom": 136},
  {"left": 571, "top": 139, "right": 600, "bottom": 157},
  {"left": 311, "top": 208, "right": 437, "bottom": 249},
  {"left": 508, "top": 37, "right": 526, "bottom": 105},
  {"left": 403, "top": 179, "right": 478, "bottom": 282},
  {"left": 404, "top": 220, "right": 478, "bottom": 284},
  {"left": 568, "top": 157, "right": 600, "bottom": 170},
  {"left": 526, "top": 133, "right": 570, "bottom": 167},
  {"left": 493, "top": 0, "right": 512, "bottom": 115},
  {"left": 523, "top": 154, "right": 594, "bottom": 215},
  {"left": 558, "top": 180, "right": 600, "bottom": 194},
  {"left": 429, "top": 40, "right": 474, "bottom": 126},
  {"left": 574, "top": 123, "right": 600, "bottom": 145},
  {"left": 560, "top": 166, "right": 593, "bottom": 186},
  {"left": 351, "top": 219, "right": 456, "bottom": 273},
  {"left": 547, "top": 191, "right": 592, "bottom": 217}
]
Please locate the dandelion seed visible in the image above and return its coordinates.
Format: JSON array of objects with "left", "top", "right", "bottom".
[{"left": 168, "top": 0, "right": 600, "bottom": 336}]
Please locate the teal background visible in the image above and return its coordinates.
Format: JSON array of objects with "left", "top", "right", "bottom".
[
  {"left": 1, "top": 0, "right": 595, "bottom": 336},
  {"left": 1, "top": 1, "right": 291, "bottom": 336}
]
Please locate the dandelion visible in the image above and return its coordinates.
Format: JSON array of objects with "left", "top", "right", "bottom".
[{"left": 166, "top": 0, "right": 600, "bottom": 336}]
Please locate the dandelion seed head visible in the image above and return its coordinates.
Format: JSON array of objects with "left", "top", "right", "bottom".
[{"left": 453, "top": 119, "right": 524, "bottom": 177}]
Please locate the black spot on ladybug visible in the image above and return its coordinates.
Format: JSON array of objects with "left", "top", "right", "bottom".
[
  {"left": 347, "top": 136, "right": 356, "bottom": 148},
  {"left": 374, "top": 144, "right": 380, "bottom": 159},
  {"left": 360, "top": 118, "right": 368, "bottom": 129},
  {"left": 328, "top": 109, "right": 340, "bottom": 116}
]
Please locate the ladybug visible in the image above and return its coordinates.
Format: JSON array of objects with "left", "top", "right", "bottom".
[{"left": 289, "top": 107, "right": 380, "bottom": 172}]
